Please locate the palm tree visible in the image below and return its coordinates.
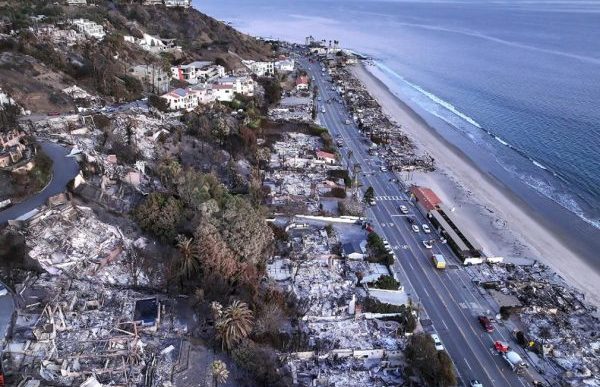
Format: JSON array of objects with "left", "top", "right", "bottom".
[
  {"left": 174, "top": 235, "right": 200, "bottom": 279},
  {"left": 216, "top": 300, "right": 254, "bottom": 351},
  {"left": 211, "top": 360, "right": 229, "bottom": 387}
]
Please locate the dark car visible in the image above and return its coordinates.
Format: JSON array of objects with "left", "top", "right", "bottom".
[
  {"left": 407, "top": 217, "right": 415, "bottom": 224},
  {"left": 478, "top": 315, "right": 494, "bottom": 333}
]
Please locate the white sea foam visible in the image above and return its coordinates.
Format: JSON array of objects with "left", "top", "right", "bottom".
[
  {"left": 374, "top": 62, "right": 483, "bottom": 128},
  {"left": 494, "top": 136, "right": 509, "bottom": 146},
  {"left": 532, "top": 160, "right": 548, "bottom": 170}
]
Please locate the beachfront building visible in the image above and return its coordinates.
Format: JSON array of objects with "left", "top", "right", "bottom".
[
  {"left": 409, "top": 186, "right": 484, "bottom": 264},
  {"left": 71, "top": 19, "right": 105, "bottom": 40},
  {"left": 210, "top": 83, "right": 235, "bottom": 102},
  {"left": 242, "top": 60, "right": 275, "bottom": 77},
  {"left": 171, "top": 61, "right": 225, "bottom": 84}
]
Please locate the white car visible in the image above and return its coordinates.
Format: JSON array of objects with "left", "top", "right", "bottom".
[
  {"left": 399, "top": 205, "right": 408, "bottom": 214},
  {"left": 0, "top": 284, "right": 8, "bottom": 297},
  {"left": 422, "top": 224, "right": 431, "bottom": 233},
  {"left": 422, "top": 240, "right": 433, "bottom": 249},
  {"left": 431, "top": 334, "right": 444, "bottom": 351},
  {"left": 470, "top": 380, "right": 483, "bottom": 387},
  {"left": 321, "top": 108, "right": 326, "bottom": 113},
  {"left": 317, "top": 96, "right": 322, "bottom": 101},
  {"left": 380, "top": 166, "right": 388, "bottom": 172},
  {"left": 412, "top": 224, "right": 420, "bottom": 233}
]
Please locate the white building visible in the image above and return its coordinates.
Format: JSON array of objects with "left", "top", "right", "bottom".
[
  {"left": 0, "top": 88, "right": 16, "bottom": 107},
  {"left": 213, "top": 76, "right": 255, "bottom": 97},
  {"left": 275, "top": 59, "right": 295, "bottom": 73},
  {"left": 161, "top": 87, "right": 216, "bottom": 111},
  {"left": 211, "top": 84, "right": 235, "bottom": 102},
  {"left": 66, "top": 0, "right": 87, "bottom": 5},
  {"left": 242, "top": 60, "right": 274, "bottom": 77},
  {"left": 164, "top": 0, "right": 191, "bottom": 7},
  {"left": 171, "top": 61, "right": 225, "bottom": 84},
  {"left": 72, "top": 19, "right": 105, "bottom": 40},
  {"left": 161, "top": 88, "right": 199, "bottom": 111},
  {"left": 124, "top": 33, "right": 180, "bottom": 54}
]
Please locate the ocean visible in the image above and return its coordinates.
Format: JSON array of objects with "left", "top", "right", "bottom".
[{"left": 195, "top": 0, "right": 600, "bottom": 265}]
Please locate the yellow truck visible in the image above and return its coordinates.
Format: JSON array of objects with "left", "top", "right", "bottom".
[{"left": 432, "top": 254, "right": 446, "bottom": 269}]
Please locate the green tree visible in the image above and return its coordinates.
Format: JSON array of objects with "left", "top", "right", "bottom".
[
  {"left": 216, "top": 300, "right": 254, "bottom": 351},
  {"left": 258, "top": 77, "right": 281, "bottom": 106},
  {"left": 148, "top": 94, "right": 170, "bottom": 112},
  {"left": 373, "top": 275, "right": 400, "bottom": 290},
  {"left": 133, "top": 193, "right": 183, "bottom": 243},
  {"left": 363, "top": 186, "right": 375, "bottom": 204},
  {"left": 173, "top": 235, "right": 200, "bottom": 279}
]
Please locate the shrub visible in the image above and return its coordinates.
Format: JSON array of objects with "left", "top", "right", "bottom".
[
  {"left": 371, "top": 275, "right": 400, "bottom": 290},
  {"left": 133, "top": 193, "right": 183, "bottom": 243},
  {"left": 329, "top": 187, "right": 346, "bottom": 198}
]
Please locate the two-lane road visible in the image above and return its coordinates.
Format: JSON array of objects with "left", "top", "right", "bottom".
[{"left": 302, "top": 56, "right": 528, "bottom": 386}]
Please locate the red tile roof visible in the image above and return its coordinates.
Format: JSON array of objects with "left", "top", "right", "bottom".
[
  {"left": 316, "top": 150, "right": 335, "bottom": 160},
  {"left": 410, "top": 186, "right": 442, "bottom": 211}
]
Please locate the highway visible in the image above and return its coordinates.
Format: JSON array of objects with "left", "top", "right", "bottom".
[{"left": 300, "top": 56, "right": 530, "bottom": 386}]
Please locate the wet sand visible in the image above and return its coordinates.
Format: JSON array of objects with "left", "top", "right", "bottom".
[{"left": 351, "top": 62, "right": 600, "bottom": 307}]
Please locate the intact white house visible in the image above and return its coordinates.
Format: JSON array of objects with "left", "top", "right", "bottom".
[
  {"left": 242, "top": 60, "right": 274, "bottom": 77},
  {"left": 213, "top": 76, "right": 255, "bottom": 97},
  {"left": 71, "top": 19, "right": 105, "bottom": 40},
  {"left": 171, "top": 61, "right": 225, "bottom": 84},
  {"left": 275, "top": 59, "right": 295, "bottom": 73},
  {"left": 161, "top": 88, "right": 200, "bottom": 111}
]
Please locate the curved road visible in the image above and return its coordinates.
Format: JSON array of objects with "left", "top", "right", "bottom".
[{"left": 0, "top": 141, "right": 80, "bottom": 224}]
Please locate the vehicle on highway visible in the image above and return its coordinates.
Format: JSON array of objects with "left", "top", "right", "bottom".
[
  {"left": 478, "top": 315, "right": 494, "bottom": 333},
  {"left": 431, "top": 334, "right": 444, "bottom": 351},
  {"left": 422, "top": 224, "right": 431, "bottom": 233},
  {"left": 0, "top": 199, "right": 12, "bottom": 210},
  {"left": 345, "top": 119, "right": 351, "bottom": 125},
  {"left": 494, "top": 341, "right": 527, "bottom": 373},
  {"left": 432, "top": 254, "right": 446, "bottom": 269},
  {"left": 411, "top": 224, "right": 420, "bottom": 233},
  {"left": 399, "top": 205, "right": 409, "bottom": 214},
  {"left": 470, "top": 380, "right": 483, "bottom": 387},
  {"left": 422, "top": 240, "right": 433, "bottom": 249},
  {"left": 407, "top": 216, "right": 415, "bottom": 224},
  {"left": 321, "top": 108, "right": 326, "bottom": 114},
  {"left": 369, "top": 198, "right": 376, "bottom": 206},
  {"left": 380, "top": 166, "right": 388, "bottom": 172},
  {"left": 0, "top": 284, "right": 8, "bottom": 297}
]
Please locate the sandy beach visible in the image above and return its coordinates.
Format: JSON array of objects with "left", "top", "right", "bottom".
[{"left": 351, "top": 63, "right": 600, "bottom": 308}]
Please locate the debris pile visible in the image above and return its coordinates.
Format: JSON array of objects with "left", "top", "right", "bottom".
[{"left": 476, "top": 262, "right": 600, "bottom": 385}]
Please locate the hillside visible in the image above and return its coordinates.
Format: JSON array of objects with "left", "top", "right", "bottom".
[{"left": 0, "top": 0, "right": 273, "bottom": 111}]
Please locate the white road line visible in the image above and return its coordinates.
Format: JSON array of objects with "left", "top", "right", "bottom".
[{"left": 464, "top": 357, "right": 473, "bottom": 371}]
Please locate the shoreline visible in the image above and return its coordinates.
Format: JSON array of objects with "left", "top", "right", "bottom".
[{"left": 351, "top": 62, "right": 600, "bottom": 308}]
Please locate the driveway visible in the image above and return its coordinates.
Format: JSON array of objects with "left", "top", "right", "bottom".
[{"left": 0, "top": 141, "right": 80, "bottom": 224}]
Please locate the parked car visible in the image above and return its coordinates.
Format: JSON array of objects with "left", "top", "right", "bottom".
[
  {"left": 407, "top": 217, "right": 415, "bottom": 224},
  {"left": 399, "top": 205, "right": 409, "bottom": 214},
  {"left": 0, "top": 284, "right": 8, "bottom": 297},
  {"left": 470, "top": 380, "right": 483, "bottom": 387},
  {"left": 430, "top": 334, "right": 444, "bottom": 351},
  {"left": 412, "top": 224, "right": 420, "bottom": 233},
  {"left": 321, "top": 108, "right": 326, "bottom": 113},
  {"left": 422, "top": 240, "right": 433, "bottom": 249},
  {"left": 422, "top": 224, "right": 431, "bottom": 233},
  {"left": 478, "top": 315, "right": 494, "bottom": 333},
  {"left": 380, "top": 166, "right": 388, "bottom": 172}
]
